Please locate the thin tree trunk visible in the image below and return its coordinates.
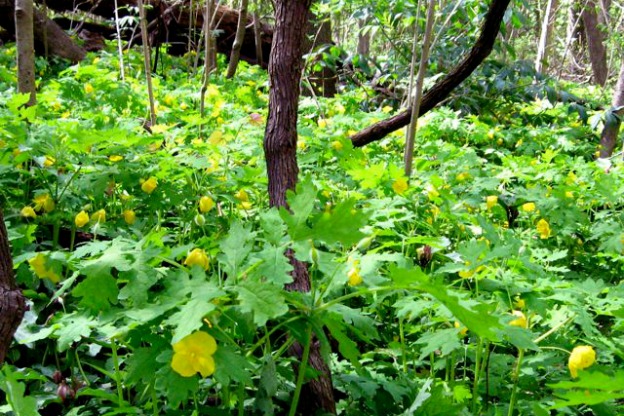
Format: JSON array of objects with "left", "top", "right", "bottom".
[
  {"left": 357, "top": 18, "right": 370, "bottom": 56},
  {"left": 137, "top": 0, "right": 156, "bottom": 126},
  {"left": 535, "top": 0, "right": 559, "bottom": 74},
  {"left": 306, "top": 13, "right": 337, "bottom": 98},
  {"left": 264, "top": 0, "right": 335, "bottom": 412},
  {"left": 599, "top": 61, "right": 624, "bottom": 158},
  {"left": 350, "top": 0, "right": 511, "bottom": 148},
  {"left": 113, "top": 0, "right": 125, "bottom": 80},
  {"left": 404, "top": 0, "right": 435, "bottom": 176},
  {"left": 0, "top": 209, "right": 26, "bottom": 364},
  {"left": 582, "top": 0, "right": 608, "bottom": 86},
  {"left": 226, "top": 0, "right": 248, "bottom": 78},
  {"left": 253, "top": 6, "right": 263, "bottom": 67},
  {"left": 15, "top": 0, "right": 36, "bottom": 106}
]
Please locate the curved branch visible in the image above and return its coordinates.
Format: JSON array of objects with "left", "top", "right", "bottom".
[{"left": 350, "top": 0, "right": 511, "bottom": 148}]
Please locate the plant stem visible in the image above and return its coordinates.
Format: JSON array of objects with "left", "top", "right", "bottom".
[
  {"left": 237, "top": 383, "right": 245, "bottom": 416},
  {"left": 471, "top": 337, "right": 483, "bottom": 414},
  {"left": 151, "top": 381, "right": 158, "bottom": 416},
  {"left": 508, "top": 348, "right": 525, "bottom": 416},
  {"left": 288, "top": 325, "right": 312, "bottom": 416},
  {"left": 111, "top": 339, "right": 124, "bottom": 406}
]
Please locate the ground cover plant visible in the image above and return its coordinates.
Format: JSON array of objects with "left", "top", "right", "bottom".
[{"left": 1, "top": 20, "right": 624, "bottom": 416}]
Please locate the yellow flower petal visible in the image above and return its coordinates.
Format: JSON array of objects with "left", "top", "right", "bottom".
[
  {"left": 568, "top": 345, "right": 596, "bottom": 378},
  {"left": 199, "top": 196, "right": 215, "bottom": 213},
  {"left": 21, "top": 206, "right": 37, "bottom": 219},
  {"left": 184, "top": 248, "right": 210, "bottom": 271},
  {"left": 141, "top": 177, "right": 158, "bottom": 194},
  {"left": 75, "top": 210, "right": 90, "bottom": 227}
]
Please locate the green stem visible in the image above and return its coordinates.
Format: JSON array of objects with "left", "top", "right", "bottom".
[
  {"left": 151, "top": 381, "right": 158, "bottom": 416},
  {"left": 471, "top": 337, "right": 483, "bottom": 414},
  {"left": 74, "top": 348, "right": 90, "bottom": 387},
  {"left": 288, "top": 325, "right": 312, "bottom": 416},
  {"left": 111, "top": 339, "right": 124, "bottom": 407},
  {"left": 507, "top": 348, "right": 524, "bottom": 416},
  {"left": 399, "top": 317, "right": 407, "bottom": 373},
  {"left": 237, "top": 383, "right": 245, "bottom": 416}
]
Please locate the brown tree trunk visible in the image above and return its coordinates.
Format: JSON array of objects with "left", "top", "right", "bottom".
[
  {"left": 599, "top": 61, "right": 624, "bottom": 158},
  {"left": 306, "top": 13, "right": 337, "bottom": 98},
  {"left": 350, "top": 0, "right": 511, "bottom": 148},
  {"left": 357, "top": 18, "right": 370, "bottom": 56},
  {"left": 15, "top": 0, "right": 36, "bottom": 106},
  {"left": 0, "top": 209, "right": 26, "bottom": 364},
  {"left": 0, "top": 0, "right": 85, "bottom": 62},
  {"left": 581, "top": 0, "right": 608, "bottom": 86},
  {"left": 263, "top": 0, "right": 335, "bottom": 413}
]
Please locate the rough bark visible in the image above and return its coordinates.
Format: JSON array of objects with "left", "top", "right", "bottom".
[
  {"left": 264, "top": 0, "right": 335, "bottom": 413},
  {"left": 535, "top": 0, "right": 559, "bottom": 74},
  {"left": 350, "top": 0, "right": 511, "bottom": 148},
  {"left": 306, "top": 14, "right": 337, "bottom": 98},
  {"left": 599, "top": 62, "right": 624, "bottom": 158},
  {"left": 226, "top": 0, "right": 248, "bottom": 78},
  {"left": 0, "top": 209, "right": 26, "bottom": 364},
  {"left": 0, "top": 0, "right": 85, "bottom": 62},
  {"left": 15, "top": 0, "right": 36, "bottom": 106},
  {"left": 581, "top": 0, "right": 608, "bottom": 86}
]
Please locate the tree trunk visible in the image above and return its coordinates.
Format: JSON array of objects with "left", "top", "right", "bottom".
[
  {"left": 581, "top": 0, "right": 608, "bottom": 86},
  {"left": 0, "top": 0, "right": 85, "bottom": 62},
  {"left": 535, "top": 0, "right": 559, "bottom": 74},
  {"left": 263, "top": 0, "right": 335, "bottom": 413},
  {"left": 226, "top": 0, "right": 248, "bottom": 78},
  {"left": 15, "top": 0, "right": 36, "bottom": 106},
  {"left": 306, "top": 13, "right": 337, "bottom": 98},
  {"left": 357, "top": 18, "right": 370, "bottom": 56},
  {"left": 350, "top": 0, "right": 511, "bottom": 148},
  {"left": 599, "top": 61, "right": 624, "bottom": 158},
  {"left": 0, "top": 209, "right": 26, "bottom": 364}
]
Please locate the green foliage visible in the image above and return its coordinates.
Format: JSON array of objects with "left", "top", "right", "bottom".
[{"left": 1, "top": 43, "right": 623, "bottom": 416}]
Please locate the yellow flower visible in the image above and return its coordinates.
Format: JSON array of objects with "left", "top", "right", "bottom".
[
  {"left": 509, "top": 310, "right": 528, "bottom": 328},
  {"left": 234, "top": 190, "right": 249, "bottom": 203},
  {"left": 536, "top": 219, "right": 551, "bottom": 239},
  {"left": 239, "top": 201, "right": 252, "bottom": 210},
  {"left": 568, "top": 345, "right": 596, "bottom": 378},
  {"left": 92, "top": 209, "right": 106, "bottom": 223},
  {"left": 521, "top": 202, "right": 536, "bottom": 212},
  {"left": 84, "top": 83, "right": 94, "bottom": 94},
  {"left": 74, "top": 210, "right": 89, "bottom": 228},
  {"left": 171, "top": 331, "right": 217, "bottom": 378},
  {"left": 427, "top": 186, "right": 439, "bottom": 200},
  {"left": 456, "top": 172, "right": 469, "bottom": 182},
  {"left": 199, "top": 196, "right": 215, "bottom": 213},
  {"left": 486, "top": 195, "right": 498, "bottom": 210},
  {"left": 565, "top": 191, "right": 574, "bottom": 199},
  {"left": 21, "top": 206, "right": 37, "bottom": 219},
  {"left": 109, "top": 155, "right": 123, "bottom": 162},
  {"left": 28, "top": 253, "right": 60, "bottom": 283},
  {"left": 454, "top": 321, "right": 468, "bottom": 336},
  {"left": 513, "top": 297, "right": 526, "bottom": 309},
  {"left": 43, "top": 156, "right": 55, "bottom": 167},
  {"left": 123, "top": 209, "right": 136, "bottom": 225},
  {"left": 331, "top": 140, "right": 343, "bottom": 151},
  {"left": 392, "top": 177, "right": 408, "bottom": 195},
  {"left": 347, "top": 265, "right": 363, "bottom": 286},
  {"left": 317, "top": 118, "right": 329, "bottom": 128},
  {"left": 184, "top": 248, "right": 210, "bottom": 271},
  {"left": 141, "top": 177, "right": 158, "bottom": 194},
  {"left": 33, "top": 194, "right": 55, "bottom": 213}
]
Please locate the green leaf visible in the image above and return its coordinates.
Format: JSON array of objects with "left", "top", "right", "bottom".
[
  {"left": 280, "top": 177, "right": 316, "bottom": 241},
  {"left": 0, "top": 366, "right": 40, "bottom": 416},
  {"left": 324, "top": 314, "right": 361, "bottom": 369},
  {"left": 260, "top": 209, "right": 287, "bottom": 245},
  {"left": 73, "top": 273, "right": 118, "bottom": 312},
  {"left": 167, "top": 299, "right": 216, "bottom": 344},
  {"left": 80, "top": 237, "right": 134, "bottom": 276},
  {"left": 233, "top": 281, "right": 288, "bottom": 326},
  {"left": 125, "top": 340, "right": 168, "bottom": 385},
  {"left": 312, "top": 198, "right": 368, "bottom": 246},
  {"left": 415, "top": 328, "right": 463, "bottom": 359},
  {"left": 155, "top": 351, "right": 199, "bottom": 408},
  {"left": 501, "top": 325, "right": 539, "bottom": 351},
  {"left": 253, "top": 244, "right": 293, "bottom": 286},
  {"left": 219, "top": 220, "right": 254, "bottom": 277},
  {"left": 56, "top": 314, "right": 96, "bottom": 351},
  {"left": 213, "top": 347, "right": 253, "bottom": 385}
]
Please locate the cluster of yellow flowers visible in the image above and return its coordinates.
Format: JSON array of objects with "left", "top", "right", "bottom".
[
  {"left": 74, "top": 208, "right": 135, "bottom": 228},
  {"left": 171, "top": 331, "right": 217, "bottom": 378}
]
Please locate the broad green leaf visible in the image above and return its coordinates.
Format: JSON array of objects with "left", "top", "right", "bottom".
[
  {"left": 253, "top": 244, "right": 293, "bottom": 286},
  {"left": 280, "top": 177, "right": 316, "bottom": 241},
  {"left": 325, "top": 314, "right": 361, "bottom": 369},
  {"left": 56, "top": 314, "right": 96, "bottom": 351},
  {"left": 155, "top": 351, "right": 199, "bottom": 408},
  {"left": 312, "top": 198, "right": 368, "bottom": 246},
  {"left": 213, "top": 347, "right": 253, "bottom": 385},
  {"left": 219, "top": 220, "right": 254, "bottom": 277},
  {"left": 73, "top": 273, "right": 118, "bottom": 312},
  {"left": 167, "top": 299, "right": 216, "bottom": 344},
  {"left": 0, "top": 366, "right": 40, "bottom": 416},
  {"left": 260, "top": 209, "right": 287, "bottom": 245},
  {"left": 125, "top": 342, "right": 168, "bottom": 385},
  {"left": 415, "top": 328, "right": 463, "bottom": 359},
  {"left": 233, "top": 281, "right": 288, "bottom": 326}
]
